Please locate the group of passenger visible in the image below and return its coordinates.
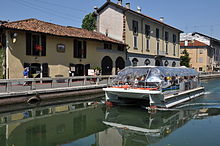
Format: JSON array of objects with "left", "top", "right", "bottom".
[
  {"left": 163, "top": 75, "right": 198, "bottom": 91},
  {"left": 118, "top": 74, "right": 199, "bottom": 91}
]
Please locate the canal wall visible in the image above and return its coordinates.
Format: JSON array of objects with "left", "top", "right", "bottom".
[
  {"left": 199, "top": 73, "right": 220, "bottom": 80},
  {"left": 0, "top": 76, "right": 112, "bottom": 106},
  {"left": 0, "top": 85, "right": 106, "bottom": 106}
]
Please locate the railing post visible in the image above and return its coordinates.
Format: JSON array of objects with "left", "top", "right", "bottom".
[
  {"left": 107, "top": 76, "right": 110, "bottom": 86},
  {"left": 51, "top": 79, "right": 53, "bottom": 88},
  {"left": 5, "top": 82, "right": 8, "bottom": 92},
  {"left": 31, "top": 80, "right": 36, "bottom": 90},
  {"left": 83, "top": 76, "right": 86, "bottom": 86},
  {"left": 68, "top": 78, "right": 71, "bottom": 87},
  {"left": 96, "top": 76, "right": 100, "bottom": 85}
]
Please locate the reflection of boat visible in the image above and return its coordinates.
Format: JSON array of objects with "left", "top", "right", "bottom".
[
  {"left": 103, "top": 66, "right": 204, "bottom": 108},
  {"left": 102, "top": 107, "right": 199, "bottom": 145}
]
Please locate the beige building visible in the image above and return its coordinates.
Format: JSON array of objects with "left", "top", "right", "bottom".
[
  {"left": 0, "top": 18, "right": 126, "bottom": 79},
  {"left": 180, "top": 40, "right": 212, "bottom": 72},
  {"left": 180, "top": 32, "right": 220, "bottom": 72},
  {"left": 95, "top": 0, "right": 183, "bottom": 67}
]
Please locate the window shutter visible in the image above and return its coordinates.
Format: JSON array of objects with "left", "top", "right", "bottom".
[
  {"left": 78, "top": 41, "right": 82, "bottom": 58},
  {"left": 42, "top": 63, "right": 49, "bottom": 77},
  {"left": 74, "top": 39, "right": 78, "bottom": 58},
  {"left": 83, "top": 41, "right": 87, "bottom": 58},
  {"left": 41, "top": 34, "right": 46, "bottom": 56},
  {"left": 26, "top": 32, "right": 31, "bottom": 55}
]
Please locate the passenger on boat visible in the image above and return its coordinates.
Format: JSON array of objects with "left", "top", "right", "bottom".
[
  {"left": 138, "top": 75, "right": 146, "bottom": 87},
  {"left": 134, "top": 76, "right": 140, "bottom": 87}
]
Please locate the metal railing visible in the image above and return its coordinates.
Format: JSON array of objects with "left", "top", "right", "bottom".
[
  {"left": 199, "top": 72, "right": 220, "bottom": 75},
  {"left": 0, "top": 75, "right": 117, "bottom": 93}
]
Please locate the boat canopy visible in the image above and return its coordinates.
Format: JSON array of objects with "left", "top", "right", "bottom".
[{"left": 114, "top": 66, "right": 198, "bottom": 83}]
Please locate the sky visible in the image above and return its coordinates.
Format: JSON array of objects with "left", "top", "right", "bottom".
[{"left": 1, "top": 0, "right": 220, "bottom": 39}]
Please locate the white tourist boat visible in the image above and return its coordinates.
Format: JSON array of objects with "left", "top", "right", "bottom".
[{"left": 103, "top": 66, "right": 205, "bottom": 108}]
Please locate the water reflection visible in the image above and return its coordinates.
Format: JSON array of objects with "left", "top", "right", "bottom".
[
  {"left": 0, "top": 101, "right": 220, "bottom": 146},
  {"left": 101, "top": 106, "right": 220, "bottom": 146},
  {"left": 0, "top": 102, "right": 107, "bottom": 146}
]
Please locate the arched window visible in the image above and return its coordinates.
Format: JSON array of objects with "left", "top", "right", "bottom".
[
  {"left": 145, "top": 59, "right": 150, "bottom": 66},
  {"left": 115, "top": 57, "right": 125, "bottom": 74},
  {"left": 101, "top": 56, "right": 113, "bottom": 75},
  {"left": 132, "top": 58, "right": 138, "bottom": 66},
  {"left": 172, "top": 61, "right": 176, "bottom": 67},
  {"left": 164, "top": 60, "right": 169, "bottom": 66}
]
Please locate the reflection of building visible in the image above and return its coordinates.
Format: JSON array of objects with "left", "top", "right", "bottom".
[
  {"left": 0, "top": 102, "right": 106, "bottom": 146},
  {"left": 99, "top": 107, "right": 199, "bottom": 146},
  {"left": 95, "top": 0, "right": 182, "bottom": 67},
  {"left": 180, "top": 32, "right": 220, "bottom": 72},
  {"left": 0, "top": 18, "right": 126, "bottom": 78}
]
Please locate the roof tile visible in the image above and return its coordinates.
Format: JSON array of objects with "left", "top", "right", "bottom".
[{"left": 2, "top": 18, "right": 124, "bottom": 44}]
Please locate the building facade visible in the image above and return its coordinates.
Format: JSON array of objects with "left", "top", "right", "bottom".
[
  {"left": 96, "top": 0, "right": 182, "bottom": 67},
  {"left": 0, "top": 19, "right": 126, "bottom": 79},
  {"left": 180, "top": 32, "right": 220, "bottom": 72}
]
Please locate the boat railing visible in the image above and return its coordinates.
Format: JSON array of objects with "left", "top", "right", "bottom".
[{"left": 112, "top": 81, "right": 160, "bottom": 90}]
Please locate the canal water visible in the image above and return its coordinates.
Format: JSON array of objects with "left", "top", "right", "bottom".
[{"left": 1, "top": 78, "right": 220, "bottom": 146}]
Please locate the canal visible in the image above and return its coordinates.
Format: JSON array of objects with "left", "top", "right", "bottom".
[{"left": 0, "top": 78, "right": 220, "bottom": 146}]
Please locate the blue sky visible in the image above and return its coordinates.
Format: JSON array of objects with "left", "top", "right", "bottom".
[{"left": 1, "top": 0, "right": 220, "bottom": 39}]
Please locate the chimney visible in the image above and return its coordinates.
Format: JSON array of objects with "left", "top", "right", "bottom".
[
  {"left": 117, "top": 0, "right": 122, "bottom": 5},
  {"left": 137, "top": 6, "right": 141, "bottom": 13},
  {"left": 125, "top": 3, "right": 130, "bottom": 9},
  {"left": 160, "top": 17, "right": 164, "bottom": 22}
]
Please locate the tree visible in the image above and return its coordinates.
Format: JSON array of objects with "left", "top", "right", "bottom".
[
  {"left": 180, "top": 49, "right": 191, "bottom": 67},
  {"left": 81, "top": 13, "right": 96, "bottom": 31}
]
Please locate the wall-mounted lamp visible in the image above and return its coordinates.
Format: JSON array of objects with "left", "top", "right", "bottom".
[{"left": 11, "top": 32, "right": 18, "bottom": 43}]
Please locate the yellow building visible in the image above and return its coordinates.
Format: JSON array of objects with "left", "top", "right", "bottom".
[
  {"left": 96, "top": 0, "right": 183, "bottom": 67},
  {"left": 0, "top": 18, "right": 126, "bottom": 79},
  {"left": 180, "top": 32, "right": 220, "bottom": 72},
  {"left": 180, "top": 40, "right": 213, "bottom": 72}
]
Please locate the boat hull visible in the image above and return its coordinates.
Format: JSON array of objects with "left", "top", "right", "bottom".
[{"left": 103, "top": 87, "right": 205, "bottom": 108}]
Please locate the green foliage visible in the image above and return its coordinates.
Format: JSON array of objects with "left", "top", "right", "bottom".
[
  {"left": 180, "top": 49, "right": 191, "bottom": 67},
  {"left": 81, "top": 13, "right": 96, "bottom": 31},
  {"left": 91, "top": 66, "right": 101, "bottom": 71}
]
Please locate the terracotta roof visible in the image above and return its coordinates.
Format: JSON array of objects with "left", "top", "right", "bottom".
[
  {"left": 97, "top": 1, "right": 183, "bottom": 33},
  {"left": 1, "top": 18, "right": 124, "bottom": 44},
  {"left": 180, "top": 40, "right": 208, "bottom": 47}
]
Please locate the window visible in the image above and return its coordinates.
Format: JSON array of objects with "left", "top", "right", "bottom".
[
  {"left": 157, "top": 42, "right": 160, "bottom": 55},
  {"left": 165, "top": 31, "right": 169, "bottom": 42},
  {"left": 26, "top": 32, "right": 46, "bottom": 56},
  {"left": 173, "top": 45, "right": 176, "bottom": 56},
  {"left": 199, "top": 49, "right": 203, "bottom": 54},
  {"left": 145, "top": 59, "right": 150, "bottom": 66},
  {"left": 134, "top": 35, "right": 138, "bottom": 49},
  {"left": 132, "top": 58, "right": 138, "bottom": 66},
  {"left": 173, "top": 34, "right": 176, "bottom": 44},
  {"left": 172, "top": 61, "right": 176, "bottom": 67},
  {"left": 164, "top": 60, "right": 169, "bottom": 66},
  {"left": 132, "top": 20, "right": 138, "bottom": 34},
  {"left": 166, "top": 43, "right": 168, "bottom": 54},
  {"left": 145, "top": 25, "right": 150, "bottom": 37},
  {"left": 156, "top": 28, "right": 160, "bottom": 39},
  {"left": 117, "top": 44, "right": 125, "bottom": 51},
  {"left": 199, "top": 57, "right": 203, "bottom": 63},
  {"left": 146, "top": 39, "right": 150, "bottom": 51},
  {"left": 104, "top": 43, "right": 112, "bottom": 50},
  {"left": 74, "top": 39, "right": 86, "bottom": 58}
]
